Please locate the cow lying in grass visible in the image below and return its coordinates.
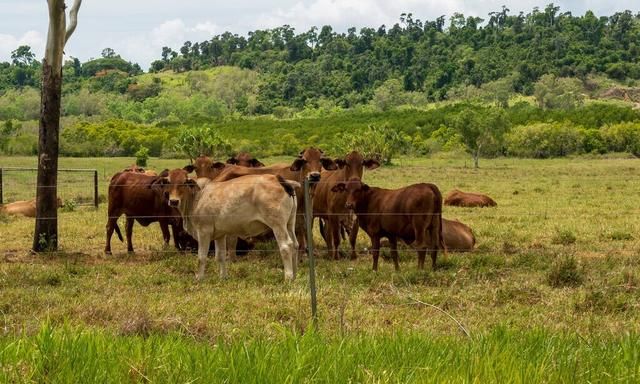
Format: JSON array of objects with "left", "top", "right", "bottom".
[
  {"left": 1, "top": 197, "right": 63, "bottom": 217},
  {"left": 444, "top": 189, "right": 497, "bottom": 207},
  {"left": 154, "top": 167, "right": 300, "bottom": 280}
]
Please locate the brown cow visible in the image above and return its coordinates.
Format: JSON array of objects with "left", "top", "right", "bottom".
[
  {"left": 105, "top": 171, "right": 189, "bottom": 254},
  {"left": 443, "top": 218, "right": 475, "bottom": 252},
  {"left": 226, "top": 152, "right": 265, "bottom": 167},
  {"left": 192, "top": 155, "right": 228, "bottom": 179},
  {"left": 444, "top": 189, "right": 497, "bottom": 207},
  {"left": 332, "top": 180, "right": 444, "bottom": 271},
  {"left": 1, "top": 197, "right": 63, "bottom": 217},
  {"left": 212, "top": 147, "right": 337, "bottom": 255},
  {"left": 123, "top": 163, "right": 158, "bottom": 176},
  {"left": 313, "top": 151, "right": 379, "bottom": 259}
]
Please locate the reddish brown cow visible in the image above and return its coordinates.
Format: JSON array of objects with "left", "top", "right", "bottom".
[
  {"left": 212, "top": 147, "right": 337, "bottom": 255},
  {"left": 332, "top": 180, "right": 445, "bottom": 271},
  {"left": 444, "top": 189, "right": 497, "bottom": 207},
  {"left": 123, "top": 164, "right": 158, "bottom": 176},
  {"left": 226, "top": 152, "right": 265, "bottom": 167},
  {"left": 105, "top": 171, "right": 189, "bottom": 254},
  {"left": 313, "top": 151, "right": 379, "bottom": 259},
  {"left": 443, "top": 218, "right": 475, "bottom": 252}
]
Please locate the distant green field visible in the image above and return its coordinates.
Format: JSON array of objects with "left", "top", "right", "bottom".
[{"left": 1, "top": 155, "right": 639, "bottom": 382}]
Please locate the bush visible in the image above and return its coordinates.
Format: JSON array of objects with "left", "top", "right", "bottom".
[
  {"left": 547, "top": 256, "right": 583, "bottom": 288},
  {"left": 174, "top": 125, "right": 232, "bottom": 160},
  {"left": 333, "top": 124, "right": 409, "bottom": 165},
  {"left": 135, "top": 146, "right": 150, "bottom": 167},
  {"left": 506, "top": 123, "right": 584, "bottom": 158},
  {"left": 600, "top": 122, "right": 640, "bottom": 156}
]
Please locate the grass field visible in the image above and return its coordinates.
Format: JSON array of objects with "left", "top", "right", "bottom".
[{"left": 1, "top": 155, "right": 639, "bottom": 382}]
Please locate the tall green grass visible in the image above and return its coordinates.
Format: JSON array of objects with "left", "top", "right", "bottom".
[{"left": 1, "top": 322, "right": 638, "bottom": 383}]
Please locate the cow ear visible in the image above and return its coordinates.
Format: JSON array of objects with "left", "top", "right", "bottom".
[
  {"left": 159, "top": 169, "right": 170, "bottom": 177},
  {"left": 331, "top": 183, "right": 346, "bottom": 193},
  {"left": 226, "top": 157, "right": 238, "bottom": 165},
  {"left": 363, "top": 159, "right": 380, "bottom": 170},
  {"left": 290, "top": 158, "right": 306, "bottom": 171},
  {"left": 211, "top": 162, "right": 226, "bottom": 170},
  {"left": 251, "top": 158, "right": 265, "bottom": 167},
  {"left": 185, "top": 179, "right": 199, "bottom": 189},
  {"left": 182, "top": 165, "right": 194, "bottom": 174},
  {"left": 361, "top": 183, "right": 370, "bottom": 192},
  {"left": 334, "top": 159, "right": 346, "bottom": 169},
  {"left": 148, "top": 177, "right": 167, "bottom": 190},
  {"left": 320, "top": 158, "right": 338, "bottom": 171}
]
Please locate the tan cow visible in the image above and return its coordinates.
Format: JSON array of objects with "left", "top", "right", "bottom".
[
  {"left": 155, "top": 167, "right": 300, "bottom": 280},
  {"left": 1, "top": 197, "right": 63, "bottom": 217},
  {"left": 444, "top": 189, "right": 497, "bottom": 207},
  {"left": 443, "top": 218, "right": 475, "bottom": 252}
]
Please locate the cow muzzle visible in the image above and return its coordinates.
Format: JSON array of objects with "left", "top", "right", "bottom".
[
  {"left": 345, "top": 202, "right": 355, "bottom": 210},
  {"left": 309, "top": 172, "right": 321, "bottom": 181},
  {"left": 168, "top": 199, "right": 180, "bottom": 207}
]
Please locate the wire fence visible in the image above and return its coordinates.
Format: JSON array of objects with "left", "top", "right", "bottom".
[{"left": 0, "top": 167, "right": 99, "bottom": 207}]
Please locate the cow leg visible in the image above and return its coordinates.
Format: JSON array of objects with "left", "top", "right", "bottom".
[
  {"left": 125, "top": 217, "right": 135, "bottom": 254},
  {"left": 417, "top": 250, "right": 427, "bottom": 270},
  {"left": 370, "top": 236, "right": 381, "bottom": 271},
  {"left": 170, "top": 222, "right": 180, "bottom": 250},
  {"left": 348, "top": 218, "right": 359, "bottom": 260},
  {"left": 389, "top": 236, "right": 400, "bottom": 271},
  {"left": 214, "top": 237, "right": 228, "bottom": 279},
  {"left": 273, "top": 226, "right": 296, "bottom": 280},
  {"left": 227, "top": 236, "right": 238, "bottom": 262},
  {"left": 288, "top": 209, "right": 299, "bottom": 273},
  {"left": 196, "top": 232, "right": 211, "bottom": 281},
  {"left": 328, "top": 217, "right": 341, "bottom": 260},
  {"left": 159, "top": 220, "right": 171, "bottom": 247},
  {"left": 296, "top": 213, "right": 307, "bottom": 258},
  {"left": 105, "top": 216, "right": 118, "bottom": 254}
]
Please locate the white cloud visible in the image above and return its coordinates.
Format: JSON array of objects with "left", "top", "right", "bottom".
[
  {"left": 0, "top": 30, "right": 45, "bottom": 62},
  {"left": 194, "top": 21, "right": 219, "bottom": 35}
]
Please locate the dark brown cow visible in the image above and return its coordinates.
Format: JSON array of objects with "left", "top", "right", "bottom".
[
  {"left": 444, "top": 189, "right": 497, "bottom": 207},
  {"left": 105, "top": 171, "right": 189, "bottom": 254},
  {"left": 443, "top": 218, "right": 475, "bottom": 252},
  {"left": 226, "top": 152, "right": 265, "bottom": 167},
  {"left": 332, "top": 180, "right": 445, "bottom": 270},
  {"left": 212, "top": 147, "right": 337, "bottom": 255},
  {"left": 313, "top": 151, "right": 379, "bottom": 259}
]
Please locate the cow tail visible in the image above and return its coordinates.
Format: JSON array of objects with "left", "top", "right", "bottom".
[
  {"left": 431, "top": 184, "right": 446, "bottom": 253},
  {"left": 114, "top": 222, "right": 124, "bottom": 242}
]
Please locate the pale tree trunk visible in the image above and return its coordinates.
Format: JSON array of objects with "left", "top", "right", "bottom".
[
  {"left": 33, "top": 0, "right": 82, "bottom": 252},
  {"left": 473, "top": 144, "right": 482, "bottom": 169}
]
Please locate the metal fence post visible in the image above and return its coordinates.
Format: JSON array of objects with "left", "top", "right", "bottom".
[
  {"left": 93, "top": 170, "right": 99, "bottom": 208},
  {"left": 0, "top": 168, "right": 3, "bottom": 204},
  {"left": 304, "top": 177, "right": 318, "bottom": 327}
]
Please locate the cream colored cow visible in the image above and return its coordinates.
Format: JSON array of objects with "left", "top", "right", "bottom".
[{"left": 155, "top": 167, "right": 299, "bottom": 280}]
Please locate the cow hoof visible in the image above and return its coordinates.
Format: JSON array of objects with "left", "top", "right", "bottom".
[{"left": 104, "top": 251, "right": 112, "bottom": 255}]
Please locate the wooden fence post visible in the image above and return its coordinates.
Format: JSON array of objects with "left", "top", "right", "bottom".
[{"left": 304, "top": 177, "right": 318, "bottom": 327}]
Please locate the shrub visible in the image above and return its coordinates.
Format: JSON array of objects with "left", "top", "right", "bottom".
[
  {"left": 174, "top": 125, "right": 232, "bottom": 160},
  {"left": 334, "top": 124, "right": 409, "bottom": 165},
  {"left": 506, "top": 123, "right": 584, "bottom": 158},
  {"left": 135, "top": 146, "right": 150, "bottom": 167},
  {"left": 547, "top": 256, "right": 583, "bottom": 288}
]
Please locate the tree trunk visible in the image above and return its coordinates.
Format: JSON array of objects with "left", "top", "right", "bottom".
[
  {"left": 33, "top": 60, "right": 61, "bottom": 252},
  {"left": 473, "top": 149, "right": 479, "bottom": 169}
]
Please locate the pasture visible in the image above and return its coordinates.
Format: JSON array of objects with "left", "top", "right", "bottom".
[{"left": 1, "top": 155, "right": 640, "bottom": 382}]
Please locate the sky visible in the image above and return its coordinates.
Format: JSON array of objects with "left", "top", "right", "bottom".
[{"left": 0, "top": 0, "right": 638, "bottom": 70}]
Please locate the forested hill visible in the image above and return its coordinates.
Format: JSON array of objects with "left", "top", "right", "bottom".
[
  {"left": 2, "top": 5, "right": 640, "bottom": 160},
  {"left": 2, "top": 5, "right": 640, "bottom": 112}
]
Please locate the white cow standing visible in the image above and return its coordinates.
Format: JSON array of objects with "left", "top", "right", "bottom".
[{"left": 156, "top": 167, "right": 299, "bottom": 280}]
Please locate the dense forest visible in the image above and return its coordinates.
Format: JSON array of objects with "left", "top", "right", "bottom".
[{"left": 1, "top": 4, "right": 640, "bottom": 161}]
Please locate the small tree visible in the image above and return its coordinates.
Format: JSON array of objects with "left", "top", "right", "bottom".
[
  {"left": 135, "top": 146, "right": 149, "bottom": 167},
  {"left": 453, "top": 108, "right": 509, "bottom": 168},
  {"left": 174, "top": 126, "right": 232, "bottom": 161},
  {"left": 33, "top": 0, "right": 82, "bottom": 252}
]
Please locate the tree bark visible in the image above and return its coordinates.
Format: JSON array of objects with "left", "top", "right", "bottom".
[{"left": 33, "top": 60, "right": 62, "bottom": 251}]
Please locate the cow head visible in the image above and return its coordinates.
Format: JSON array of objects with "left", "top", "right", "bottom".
[
  {"left": 331, "top": 178, "right": 370, "bottom": 210},
  {"left": 334, "top": 151, "right": 380, "bottom": 181},
  {"left": 150, "top": 167, "right": 200, "bottom": 209},
  {"left": 192, "top": 155, "right": 226, "bottom": 179},
  {"left": 290, "top": 147, "right": 337, "bottom": 181},
  {"left": 226, "top": 152, "right": 265, "bottom": 168}
]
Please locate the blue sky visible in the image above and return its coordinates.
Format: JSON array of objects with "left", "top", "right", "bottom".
[{"left": 0, "top": 0, "right": 638, "bottom": 70}]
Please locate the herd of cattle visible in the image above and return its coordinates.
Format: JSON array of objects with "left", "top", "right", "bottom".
[
  {"left": 100, "top": 148, "right": 496, "bottom": 280},
  {"left": 0, "top": 148, "right": 497, "bottom": 280}
]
